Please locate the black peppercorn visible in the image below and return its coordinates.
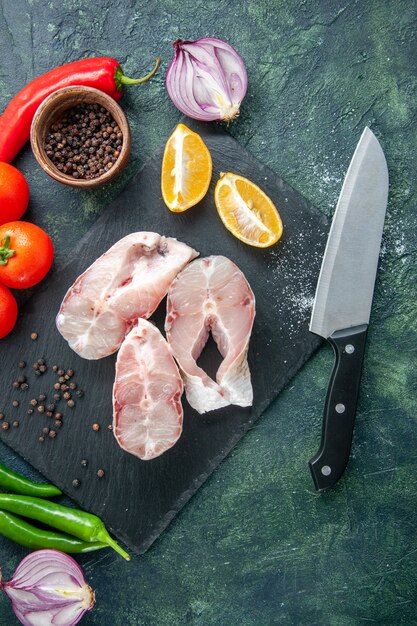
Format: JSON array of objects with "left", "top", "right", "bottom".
[
  {"left": 45, "top": 103, "right": 122, "bottom": 180},
  {"left": 72, "top": 479, "right": 81, "bottom": 488}
]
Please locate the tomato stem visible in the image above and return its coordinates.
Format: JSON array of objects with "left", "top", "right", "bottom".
[{"left": 0, "top": 236, "right": 16, "bottom": 266}]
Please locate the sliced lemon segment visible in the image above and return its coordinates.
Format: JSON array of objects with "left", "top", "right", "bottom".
[
  {"left": 214, "top": 172, "right": 283, "bottom": 247},
  {"left": 161, "top": 123, "right": 212, "bottom": 212}
]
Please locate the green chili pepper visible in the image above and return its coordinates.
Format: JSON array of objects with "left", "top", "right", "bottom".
[
  {"left": 0, "top": 462, "right": 62, "bottom": 497},
  {"left": 0, "top": 509, "right": 107, "bottom": 553},
  {"left": 0, "top": 494, "right": 130, "bottom": 560}
]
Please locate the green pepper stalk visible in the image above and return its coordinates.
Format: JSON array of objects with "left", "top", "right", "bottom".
[{"left": 0, "top": 494, "right": 130, "bottom": 560}]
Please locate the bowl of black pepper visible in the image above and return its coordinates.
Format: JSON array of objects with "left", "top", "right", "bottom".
[{"left": 30, "top": 86, "right": 131, "bottom": 188}]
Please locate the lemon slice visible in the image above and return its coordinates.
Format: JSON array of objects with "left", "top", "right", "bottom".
[
  {"left": 214, "top": 172, "right": 283, "bottom": 247},
  {"left": 161, "top": 123, "right": 212, "bottom": 212}
]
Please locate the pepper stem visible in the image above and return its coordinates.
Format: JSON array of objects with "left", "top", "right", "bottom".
[
  {"left": 0, "top": 237, "right": 16, "bottom": 266},
  {"left": 97, "top": 528, "right": 130, "bottom": 561},
  {"left": 116, "top": 57, "right": 161, "bottom": 90}
]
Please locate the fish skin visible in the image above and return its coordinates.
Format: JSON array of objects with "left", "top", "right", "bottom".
[
  {"left": 56, "top": 232, "right": 199, "bottom": 360},
  {"left": 165, "top": 255, "right": 255, "bottom": 414},
  {"left": 113, "top": 319, "right": 184, "bottom": 460}
]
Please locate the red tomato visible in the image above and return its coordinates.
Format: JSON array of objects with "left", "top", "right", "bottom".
[
  {"left": 0, "top": 221, "right": 54, "bottom": 289},
  {"left": 0, "top": 162, "right": 30, "bottom": 225},
  {"left": 0, "top": 283, "right": 18, "bottom": 338}
]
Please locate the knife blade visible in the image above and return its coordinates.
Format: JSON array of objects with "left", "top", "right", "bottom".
[{"left": 308, "top": 127, "right": 389, "bottom": 491}]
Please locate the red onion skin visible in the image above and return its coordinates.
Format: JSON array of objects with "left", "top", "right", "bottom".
[
  {"left": 1, "top": 549, "right": 95, "bottom": 626},
  {"left": 166, "top": 37, "right": 248, "bottom": 122}
]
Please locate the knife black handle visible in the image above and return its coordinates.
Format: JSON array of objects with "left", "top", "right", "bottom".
[{"left": 309, "top": 324, "right": 368, "bottom": 491}]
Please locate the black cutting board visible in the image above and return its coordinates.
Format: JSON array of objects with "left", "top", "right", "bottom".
[{"left": 0, "top": 120, "right": 328, "bottom": 554}]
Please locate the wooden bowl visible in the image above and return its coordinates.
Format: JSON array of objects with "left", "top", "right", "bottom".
[{"left": 30, "top": 86, "right": 131, "bottom": 188}]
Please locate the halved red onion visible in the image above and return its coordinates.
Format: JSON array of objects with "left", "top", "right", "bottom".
[
  {"left": 0, "top": 549, "right": 95, "bottom": 626},
  {"left": 166, "top": 37, "right": 248, "bottom": 122}
]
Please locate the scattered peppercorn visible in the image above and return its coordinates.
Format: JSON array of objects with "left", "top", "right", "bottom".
[
  {"left": 49, "top": 430, "right": 57, "bottom": 439},
  {"left": 37, "top": 405, "right": 45, "bottom": 413},
  {"left": 92, "top": 423, "right": 100, "bottom": 432},
  {"left": 107, "top": 424, "right": 113, "bottom": 430},
  {"left": 53, "top": 393, "right": 61, "bottom": 401},
  {"left": 20, "top": 382, "right": 29, "bottom": 391},
  {"left": 76, "top": 390, "right": 84, "bottom": 398},
  {"left": 12, "top": 400, "right": 19, "bottom": 408},
  {"left": 27, "top": 408, "right": 34, "bottom": 415},
  {"left": 52, "top": 365, "right": 58, "bottom": 372},
  {"left": 53, "top": 382, "right": 61, "bottom": 390},
  {"left": 46, "top": 104, "right": 123, "bottom": 180},
  {"left": 38, "top": 436, "right": 45, "bottom": 443},
  {"left": 17, "top": 375, "right": 26, "bottom": 384},
  {"left": 0, "top": 413, "right": 4, "bottom": 420},
  {"left": 97, "top": 469, "right": 105, "bottom": 478},
  {"left": 66, "top": 369, "right": 74, "bottom": 377},
  {"left": 72, "top": 479, "right": 81, "bottom": 488},
  {"left": 18, "top": 361, "right": 26, "bottom": 369},
  {"left": 57, "top": 369, "right": 65, "bottom": 376},
  {"left": 39, "top": 365, "right": 47, "bottom": 373},
  {"left": 55, "top": 420, "right": 62, "bottom": 428},
  {"left": 81, "top": 459, "right": 88, "bottom": 467},
  {"left": 42, "top": 427, "right": 50, "bottom": 435},
  {"left": 67, "top": 400, "right": 75, "bottom": 408},
  {"left": 58, "top": 376, "right": 66, "bottom": 384},
  {"left": 60, "top": 384, "right": 69, "bottom": 391},
  {"left": 35, "top": 370, "right": 42, "bottom": 377},
  {"left": 12, "top": 421, "right": 19, "bottom": 428},
  {"left": 30, "top": 399, "right": 37, "bottom": 406},
  {"left": 69, "top": 382, "right": 77, "bottom": 390},
  {"left": 46, "top": 403, "right": 55, "bottom": 412},
  {"left": 39, "top": 394, "right": 46, "bottom": 402},
  {"left": 37, "top": 359, "right": 45, "bottom": 366},
  {"left": 31, "top": 332, "right": 38, "bottom": 340},
  {"left": 46, "top": 411, "right": 53, "bottom": 418},
  {"left": 62, "top": 392, "right": 71, "bottom": 400},
  {"left": 12, "top": 381, "right": 20, "bottom": 389},
  {"left": 2, "top": 422, "right": 9, "bottom": 430},
  {"left": 55, "top": 412, "right": 63, "bottom": 420}
]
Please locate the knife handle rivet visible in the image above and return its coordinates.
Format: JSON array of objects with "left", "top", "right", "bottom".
[
  {"left": 321, "top": 465, "right": 332, "bottom": 476},
  {"left": 345, "top": 344, "right": 355, "bottom": 354},
  {"left": 335, "top": 403, "right": 346, "bottom": 414}
]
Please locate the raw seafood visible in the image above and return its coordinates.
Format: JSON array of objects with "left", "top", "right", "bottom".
[
  {"left": 165, "top": 255, "right": 255, "bottom": 413},
  {"left": 56, "top": 232, "right": 198, "bottom": 359},
  {"left": 113, "top": 319, "right": 183, "bottom": 460}
]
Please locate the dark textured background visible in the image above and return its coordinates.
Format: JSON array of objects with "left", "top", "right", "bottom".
[{"left": 0, "top": 0, "right": 416, "bottom": 624}]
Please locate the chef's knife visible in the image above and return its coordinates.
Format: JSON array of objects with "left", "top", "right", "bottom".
[{"left": 308, "top": 127, "right": 389, "bottom": 491}]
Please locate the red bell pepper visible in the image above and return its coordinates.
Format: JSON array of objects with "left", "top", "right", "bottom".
[{"left": 0, "top": 56, "right": 160, "bottom": 163}]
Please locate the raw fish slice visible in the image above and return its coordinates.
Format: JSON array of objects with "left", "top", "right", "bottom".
[
  {"left": 56, "top": 232, "right": 198, "bottom": 359},
  {"left": 165, "top": 256, "right": 255, "bottom": 413},
  {"left": 113, "top": 319, "right": 184, "bottom": 460}
]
